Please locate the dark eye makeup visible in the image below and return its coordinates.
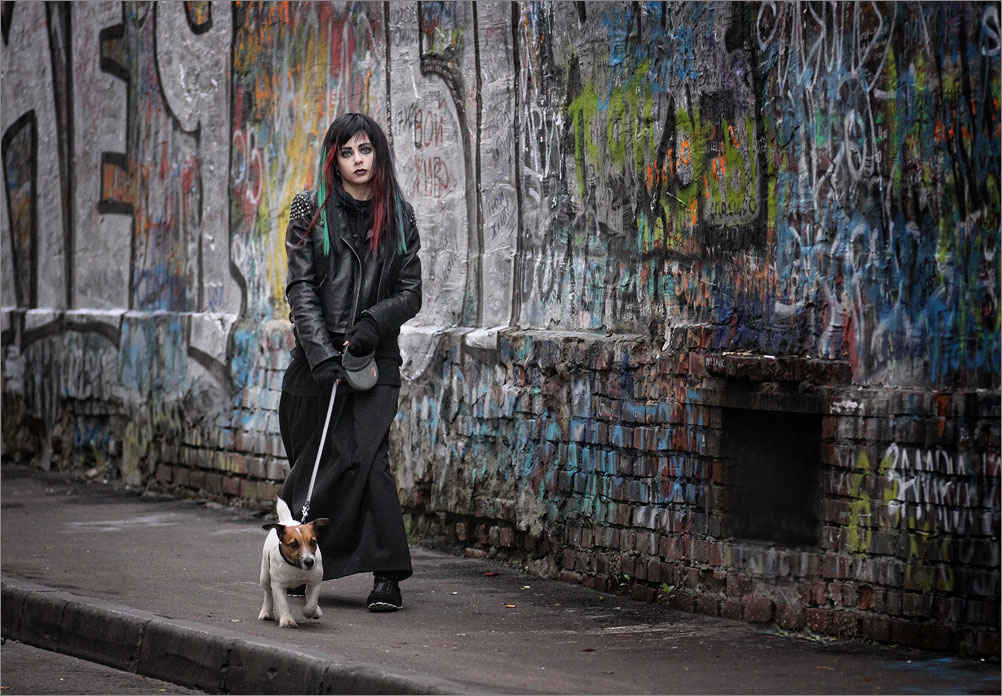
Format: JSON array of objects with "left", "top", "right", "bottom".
[{"left": 340, "top": 144, "right": 373, "bottom": 158}]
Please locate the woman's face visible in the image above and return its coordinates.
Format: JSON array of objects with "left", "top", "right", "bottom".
[{"left": 337, "top": 131, "right": 375, "bottom": 199}]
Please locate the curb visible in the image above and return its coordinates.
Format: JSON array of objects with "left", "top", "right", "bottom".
[{"left": 1, "top": 577, "right": 471, "bottom": 694}]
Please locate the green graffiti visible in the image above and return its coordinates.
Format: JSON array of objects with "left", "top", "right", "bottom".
[{"left": 846, "top": 450, "right": 872, "bottom": 554}]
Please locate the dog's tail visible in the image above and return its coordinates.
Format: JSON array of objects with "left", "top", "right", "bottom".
[{"left": 275, "top": 497, "right": 296, "bottom": 525}]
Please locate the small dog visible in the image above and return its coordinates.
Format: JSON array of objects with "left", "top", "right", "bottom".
[{"left": 258, "top": 498, "right": 329, "bottom": 628}]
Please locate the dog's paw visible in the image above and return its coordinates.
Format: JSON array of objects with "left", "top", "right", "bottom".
[
  {"left": 304, "top": 605, "right": 323, "bottom": 620},
  {"left": 278, "top": 616, "right": 298, "bottom": 628},
  {"left": 258, "top": 609, "right": 273, "bottom": 621}
]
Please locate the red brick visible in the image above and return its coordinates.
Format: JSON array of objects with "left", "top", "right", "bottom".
[
  {"left": 671, "top": 591, "right": 696, "bottom": 613},
  {"left": 810, "top": 580, "right": 828, "bottom": 606},
  {"left": 680, "top": 567, "right": 699, "bottom": 589},
  {"left": 561, "top": 548, "right": 576, "bottom": 570},
  {"left": 179, "top": 465, "right": 197, "bottom": 487},
  {"left": 806, "top": 608, "right": 830, "bottom": 633},
  {"left": 711, "top": 460, "right": 724, "bottom": 484},
  {"left": 688, "top": 352, "right": 705, "bottom": 377},
  {"left": 720, "top": 599, "right": 743, "bottom": 620},
  {"left": 859, "top": 585, "right": 874, "bottom": 611},
  {"left": 827, "top": 582, "right": 844, "bottom": 605},
  {"left": 556, "top": 570, "right": 582, "bottom": 585},
  {"left": 708, "top": 542, "right": 723, "bottom": 567},
  {"left": 861, "top": 616, "right": 890, "bottom": 642},
  {"left": 631, "top": 584, "right": 656, "bottom": 603},
  {"left": 155, "top": 464, "right": 172, "bottom": 483},
  {"left": 222, "top": 475, "right": 241, "bottom": 496},
  {"left": 697, "top": 595, "right": 719, "bottom": 617},
  {"left": 890, "top": 619, "right": 924, "bottom": 648},
  {"left": 726, "top": 574, "right": 752, "bottom": 597},
  {"left": 745, "top": 596, "right": 774, "bottom": 623},
  {"left": 775, "top": 603, "right": 805, "bottom": 630},
  {"left": 822, "top": 554, "right": 839, "bottom": 579},
  {"left": 204, "top": 472, "right": 222, "bottom": 494},
  {"left": 645, "top": 559, "right": 661, "bottom": 584},
  {"left": 658, "top": 563, "right": 675, "bottom": 586},
  {"left": 903, "top": 592, "right": 934, "bottom": 618},
  {"left": 691, "top": 539, "right": 709, "bottom": 564},
  {"left": 829, "top": 610, "right": 860, "bottom": 638},
  {"left": 977, "top": 631, "right": 1001, "bottom": 658},
  {"left": 920, "top": 624, "right": 951, "bottom": 652}
]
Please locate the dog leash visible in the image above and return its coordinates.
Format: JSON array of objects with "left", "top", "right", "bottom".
[{"left": 300, "top": 378, "right": 338, "bottom": 523}]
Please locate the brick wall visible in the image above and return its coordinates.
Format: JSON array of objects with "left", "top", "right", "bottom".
[
  {"left": 2, "top": 309, "right": 999, "bottom": 656},
  {"left": 387, "top": 327, "right": 1000, "bottom": 656}
]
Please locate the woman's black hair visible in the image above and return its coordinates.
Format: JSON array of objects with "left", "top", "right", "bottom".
[{"left": 310, "top": 113, "right": 406, "bottom": 256}]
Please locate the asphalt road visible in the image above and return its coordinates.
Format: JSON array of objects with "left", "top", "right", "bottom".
[{"left": 1, "top": 638, "right": 204, "bottom": 694}]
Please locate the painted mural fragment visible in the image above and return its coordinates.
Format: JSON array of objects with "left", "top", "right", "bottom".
[{"left": 1, "top": 1, "right": 999, "bottom": 652}]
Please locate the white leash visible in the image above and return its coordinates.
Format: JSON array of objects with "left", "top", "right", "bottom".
[{"left": 301, "top": 378, "right": 338, "bottom": 523}]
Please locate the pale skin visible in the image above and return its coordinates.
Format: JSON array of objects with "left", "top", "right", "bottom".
[{"left": 337, "top": 132, "right": 374, "bottom": 200}]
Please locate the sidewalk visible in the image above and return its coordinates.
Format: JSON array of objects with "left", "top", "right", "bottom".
[{"left": 2, "top": 465, "right": 998, "bottom": 695}]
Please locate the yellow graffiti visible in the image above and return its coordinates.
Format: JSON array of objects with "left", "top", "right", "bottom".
[{"left": 846, "top": 449, "right": 872, "bottom": 553}]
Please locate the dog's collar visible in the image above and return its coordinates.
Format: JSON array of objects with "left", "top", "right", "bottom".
[{"left": 277, "top": 544, "right": 300, "bottom": 569}]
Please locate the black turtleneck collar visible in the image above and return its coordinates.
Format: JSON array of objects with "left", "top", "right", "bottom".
[
  {"left": 329, "top": 182, "right": 373, "bottom": 249},
  {"left": 332, "top": 182, "right": 372, "bottom": 212}
]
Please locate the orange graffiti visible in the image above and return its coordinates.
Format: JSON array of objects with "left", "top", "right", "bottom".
[{"left": 679, "top": 139, "right": 691, "bottom": 166}]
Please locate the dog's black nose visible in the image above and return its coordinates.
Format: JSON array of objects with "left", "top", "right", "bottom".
[{"left": 303, "top": 557, "right": 314, "bottom": 569}]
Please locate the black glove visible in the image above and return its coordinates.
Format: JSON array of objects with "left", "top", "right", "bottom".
[
  {"left": 345, "top": 315, "right": 380, "bottom": 356},
  {"left": 311, "top": 357, "right": 343, "bottom": 389}
]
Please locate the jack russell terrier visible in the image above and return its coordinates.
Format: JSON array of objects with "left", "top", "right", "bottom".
[{"left": 258, "top": 498, "right": 329, "bottom": 628}]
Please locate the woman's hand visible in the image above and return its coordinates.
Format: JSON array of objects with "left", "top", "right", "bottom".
[
  {"left": 311, "top": 357, "right": 344, "bottom": 389},
  {"left": 344, "top": 315, "right": 379, "bottom": 356}
]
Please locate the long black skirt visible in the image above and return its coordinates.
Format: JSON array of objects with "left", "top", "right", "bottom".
[{"left": 278, "top": 364, "right": 412, "bottom": 581}]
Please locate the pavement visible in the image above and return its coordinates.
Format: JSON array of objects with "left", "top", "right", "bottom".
[{"left": 1, "top": 465, "right": 999, "bottom": 695}]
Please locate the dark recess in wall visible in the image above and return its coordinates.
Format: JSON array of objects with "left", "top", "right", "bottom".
[{"left": 722, "top": 407, "right": 822, "bottom": 547}]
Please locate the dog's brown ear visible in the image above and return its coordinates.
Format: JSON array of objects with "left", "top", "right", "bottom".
[
  {"left": 262, "top": 523, "right": 285, "bottom": 533},
  {"left": 311, "top": 518, "right": 330, "bottom": 528}
]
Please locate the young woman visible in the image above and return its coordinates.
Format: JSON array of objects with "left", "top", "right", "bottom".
[{"left": 279, "top": 112, "right": 421, "bottom": 611}]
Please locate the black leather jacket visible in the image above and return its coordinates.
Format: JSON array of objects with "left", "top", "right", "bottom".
[{"left": 285, "top": 188, "right": 422, "bottom": 370}]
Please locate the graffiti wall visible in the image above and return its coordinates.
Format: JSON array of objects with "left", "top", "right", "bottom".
[{"left": 2, "top": 1, "right": 999, "bottom": 654}]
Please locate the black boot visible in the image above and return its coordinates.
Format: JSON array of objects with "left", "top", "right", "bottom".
[{"left": 366, "top": 574, "right": 402, "bottom": 612}]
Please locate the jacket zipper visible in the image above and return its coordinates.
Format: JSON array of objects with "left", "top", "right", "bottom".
[{"left": 341, "top": 216, "right": 362, "bottom": 333}]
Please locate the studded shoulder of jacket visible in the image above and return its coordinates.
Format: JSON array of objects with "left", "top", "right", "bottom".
[{"left": 290, "top": 190, "right": 316, "bottom": 222}]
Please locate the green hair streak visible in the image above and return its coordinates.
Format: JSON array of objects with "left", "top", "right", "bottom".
[
  {"left": 317, "top": 145, "right": 331, "bottom": 256},
  {"left": 394, "top": 186, "right": 408, "bottom": 254}
]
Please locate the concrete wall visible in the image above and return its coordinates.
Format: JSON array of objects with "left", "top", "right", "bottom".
[{"left": 2, "top": 1, "right": 999, "bottom": 655}]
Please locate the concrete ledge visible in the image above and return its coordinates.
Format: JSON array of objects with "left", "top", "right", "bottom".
[
  {"left": 6, "top": 583, "right": 68, "bottom": 652},
  {"left": 139, "top": 619, "right": 234, "bottom": 692},
  {"left": 1, "top": 577, "right": 471, "bottom": 695},
  {"left": 225, "top": 637, "right": 327, "bottom": 694},
  {"left": 60, "top": 599, "right": 147, "bottom": 671}
]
